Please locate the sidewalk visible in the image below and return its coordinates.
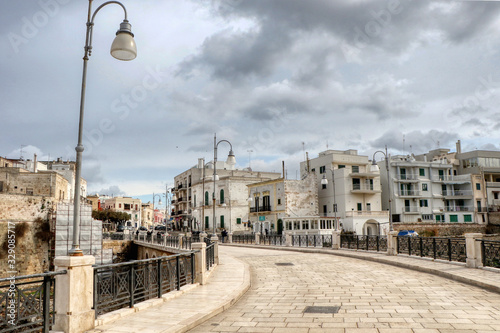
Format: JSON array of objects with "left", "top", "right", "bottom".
[
  {"left": 86, "top": 244, "right": 500, "bottom": 333},
  {"left": 86, "top": 251, "right": 250, "bottom": 333}
]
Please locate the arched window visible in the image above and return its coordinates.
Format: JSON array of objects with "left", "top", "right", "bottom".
[
  {"left": 220, "top": 189, "right": 224, "bottom": 204},
  {"left": 205, "top": 191, "right": 209, "bottom": 206}
]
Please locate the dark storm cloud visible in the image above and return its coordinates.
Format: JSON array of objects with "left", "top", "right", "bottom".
[{"left": 371, "top": 129, "right": 458, "bottom": 154}]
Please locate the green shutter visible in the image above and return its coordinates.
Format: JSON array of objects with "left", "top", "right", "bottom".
[
  {"left": 205, "top": 216, "right": 209, "bottom": 229},
  {"left": 220, "top": 215, "right": 224, "bottom": 228},
  {"left": 464, "top": 215, "right": 472, "bottom": 222},
  {"left": 220, "top": 189, "right": 224, "bottom": 204},
  {"left": 237, "top": 218, "right": 241, "bottom": 224},
  {"left": 450, "top": 215, "right": 458, "bottom": 222}
]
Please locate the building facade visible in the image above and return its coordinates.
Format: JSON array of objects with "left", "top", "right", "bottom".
[
  {"left": 103, "top": 197, "right": 142, "bottom": 227},
  {"left": 301, "top": 149, "right": 389, "bottom": 235},
  {"left": 172, "top": 157, "right": 281, "bottom": 233}
]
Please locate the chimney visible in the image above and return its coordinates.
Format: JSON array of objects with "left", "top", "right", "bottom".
[
  {"left": 33, "top": 154, "right": 37, "bottom": 173},
  {"left": 306, "top": 152, "right": 310, "bottom": 172},
  {"left": 456, "top": 140, "right": 462, "bottom": 154},
  {"left": 282, "top": 161, "right": 285, "bottom": 179},
  {"left": 198, "top": 158, "right": 204, "bottom": 169}
]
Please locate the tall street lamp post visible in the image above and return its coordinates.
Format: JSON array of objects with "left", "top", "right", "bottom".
[
  {"left": 152, "top": 193, "right": 163, "bottom": 225},
  {"left": 213, "top": 134, "right": 235, "bottom": 237},
  {"left": 371, "top": 145, "right": 393, "bottom": 232},
  {"left": 70, "top": 0, "right": 137, "bottom": 256},
  {"left": 321, "top": 168, "right": 339, "bottom": 231}
]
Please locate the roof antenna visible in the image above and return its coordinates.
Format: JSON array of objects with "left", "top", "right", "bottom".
[
  {"left": 302, "top": 142, "right": 305, "bottom": 161},
  {"left": 402, "top": 134, "right": 405, "bottom": 155}
]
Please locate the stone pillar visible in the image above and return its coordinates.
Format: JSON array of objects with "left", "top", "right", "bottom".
[
  {"left": 285, "top": 233, "right": 292, "bottom": 247},
  {"left": 228, "top": 232, "right": 233, "bottom": 243},
  {"left": 200, "top": 232, "right": 207, "bottom": 240},
  {"left": 53, "top": 256, "right": 95, "bottom": 333},
  {"left": 332, "top": 230, "right": 341, "bottom": 250},
  {"left": 255, "top": 233, "right": 260, "bottom": 245},
  {"left": 465, "top": 233, "right": 483, "bottom": 268},
  {"left": 387, "top": 231, "right": 399, "bottom": 256},
  {"left": 192, "top": 242, "right": 207, "bottom": 285},
  {"left": 211, "top": 236, "right": 219, "bottom": 264}
]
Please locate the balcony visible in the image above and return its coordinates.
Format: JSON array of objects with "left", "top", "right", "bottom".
[
  {"left": 432, "top": 174, "right": 470, "bottom": 184},
  {"left": 403, "top": 206, "right": 420, "bottom": 214},
  {"left": 345, "top": 210, "right": 389, "bottom": 218},
  {"left": 351, "top": 183, "right": 379, "bottom": 194},
  {"left": 444, "top": 206, "right": 473, "bottom": 212},
  {"left": 250, "top": 205, "right": 272, "bottom": 213},
  {"left": 398, "top": 190, "right": 420, "bottom": 197},
  {"left": 396, "top": 173, "right": 419, "bottom": 181},
  {"left": 442, "top": 190, "right": 473, "bottom": 197}
]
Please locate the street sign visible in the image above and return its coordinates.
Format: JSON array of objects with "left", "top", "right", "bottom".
[{"left": 259, "top": 216, "right": 265, "bottom": 221}]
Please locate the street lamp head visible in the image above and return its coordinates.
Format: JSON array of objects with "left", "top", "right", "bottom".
[
  {"left": 226, "top": 149, "right": 236, "bottom": 166},
  {"left": 158, "top": 199, "right": 162, "bottom": 205},
  {"left": 370, "top": 160, "right": 380, "bottom": 173},
  {"left": 247, "top": 197, "right": 253, "bottom": 202},
  {"left": 321, "top": 174, "right": 328, "bottom": 185},
  {"left": 214, "top": 174, "right": 219, "bottom": 181},
  {"left": 110, "top": 20, "right": 137, "bottom": 61}
]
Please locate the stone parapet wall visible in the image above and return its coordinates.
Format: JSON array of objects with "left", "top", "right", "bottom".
[
  {"left": 0, "top": 193, "right": 54, "bottom": 222},
  {"left": 392, "top": 222, "right": 487, "bottom": 237}
]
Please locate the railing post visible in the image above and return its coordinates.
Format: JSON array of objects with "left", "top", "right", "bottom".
[
  {"left": 433, "top": 238, "right": 436, "bottom": 259},
  {"left": 176, "top": 256, "right": 181, "bottom": 291},
  {"left": 228, "top": 232, "right": 233, "bottom": 244},
  {"left": 408, "top": 236, "right": 412, "bottom": 256},
  {"left": 157, "top": 258, "right": 162, "bottom": 298},
  {"left": 130, "top": 264, "right": 136, "bottom": 308},
  {"left": 93, "top": 269, "right": 98, "bottom": 318},
  {"left": 465, "top": 233, "right": 483, "bottom": 268},
  {"left": 387, "top": 231, "right": 398, "bottom": 256},
  {"left": 53, "top": 256, "right": 95, "bottom": 333},
  {"left": 42, "top": 275, "right": 51, "bottom": 333},
  {"left": 255, "top": 233, "right": 260, "bottom": 245},
  {"left": 211, "top": 235, "right": 219, "bottom": 265},
  {"left": 178, "top": 233, "right": 185, "bottom": 249},
  {"left": 192, "top": 243, "right": 207, "bottom": 285},
  {"left": 191, "top": 252, "right": 195, "bottom": 284},
  {"left": 448, "top": 238, "right": 452, "bottom": 261},
  {"left": 285, "top": 233, "right": 292, "bottom": 247},
  {"left": 366, "top": 236, "right": 369, "bottom": 251},
  {"left": 419, "top": 237, "right": 423, "bottom": 257}
]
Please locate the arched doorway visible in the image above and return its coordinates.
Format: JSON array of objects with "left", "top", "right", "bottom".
[{"left": 363, "top": 220, "right": 379, "bottom": 235}]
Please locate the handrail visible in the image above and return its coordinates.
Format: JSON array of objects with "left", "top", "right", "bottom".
[{"left": 0, "top": 270, "right": 67, "bottom": 283}]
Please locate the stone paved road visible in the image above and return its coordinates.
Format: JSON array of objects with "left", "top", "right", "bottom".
[{"left": 188, "top": 246, "right": 500, "bottom": 333}]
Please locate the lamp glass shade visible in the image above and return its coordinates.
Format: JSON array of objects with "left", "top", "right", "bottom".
[
  {"left": 321, "top": 176, "right": 328, "bottom": 185},
  {"left": 158, "top": 200, "right": 162, "bottom": 205},
  {"left": 214, "top": 174, "right": 219, "bottom": 181},
  {"left": 110, "top": 32, "right": 137, "bottom": 61},
  {"left": 226, "top": 153, "right": 236, "bottom": 166},
  {"left": 370, "top": 163, "right": 380, "bottom": 173}
]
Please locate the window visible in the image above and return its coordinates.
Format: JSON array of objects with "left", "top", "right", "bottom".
[
  {"left": 237, "top": 218, "right": 242, "bottom": 224},
  {"left": 124, "top": 204, "right": 130, "bottom": 210},
  {"left": 476, "top": 183, "right": 481, "bottom": 190},
  {"left": 419, "top": 168, "right": 425, "bottom": 176},
  {"left": 26, "top": 187, "right": 33, "bottom": 195},
  {"left": 322, "top": 183, "right": 327, "bottom": 189},
  {"left": 333, "top": 203, "right": 337, "bottom": 212},
  {"left": 119, "top": 203, "right": 122, "bottom": 208},
  {"left": 338, "top": 165, "right": 345, "bottom": 169},
  {"left": 220, "top": 189, "right": 224, "bottom": 204},
  {"left": 366, "top": 203, "right": 371, "bottom": 211},
  {"left": 0, "top": 181, "right": 3, "bottom": 192},
  {"left": 422, "top": 214, "right": 433, "bottom": 220},
  {"left": 450, "top": 215, "right": 458, "bottom": 222},
  {"left": 419, "top": 199, "right": 428, "bottom": 207},
  {"left": 422, "top": 183, "right": 428, "bottom": 191},
  {"left": 220, "top": 215, "right": 225, "bottom": 228},
  {"left": 311, "top": 168, "right": 315, "bottom": 172},
  {"left": 464, "top": 215, "right": 472, "bottom": 222},
  {"left": 205, "top": 191, "right": 209, "bottom": 206},
  {"left": 277, "top": 199, "right": 281, "bottom": 205},
  {"left": 323, "top": 205, "right": 327, "bottom": 214},
  {"left": 352, "top": 166, "right": 359, "bottom": 173},
  {"left": 352, "top": 178, "right": 360, "bottom": 190},
  {"left": 357, "top": 203, "right": 362, "bottom": 211},
  {"left": 319, "top": 166, "right": 326, "bottom": 174},
  {"left": 477, "top": 200, "right": 482, "bottom": 211}
]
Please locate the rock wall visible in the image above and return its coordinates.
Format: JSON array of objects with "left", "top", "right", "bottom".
[
  {"left": 393, "top": 222, "right": 487, "bottom": 237},
  {"left": 0, "top": 193, "right": 54, "bottom": 222}
]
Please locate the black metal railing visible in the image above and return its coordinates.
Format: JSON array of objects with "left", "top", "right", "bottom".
[
  {"left": 103, "top": 232, "right": 134, "bottom": 241},
  {"left": 481, "top": 239, "right": 500, "bottom": 268},
  {"left": 232, "top": 234, "right": 255, "bottom": 244},
  {"left": 340, "top": 235, "right": 388, "bottom": 252},
  {"left": 206, "top": 243, "right": 215, "bottom": 271},
  {"left": 0, "top": 270, "right": 67, "bottom": 333},
  {"left": 397, "top": 236, "right": 466, "bottom": 262},
  {"left": 291, "top": 235, "right": 332, "bottom": 248},
  {"left": 181, "top": 236, "right": 192, "bottom": 250},
  {"left": 260, "top": 235, "right": 286, "bottom": 246},
  {"left": 93, "top": 253, "right": 195, "bottom": 317}
]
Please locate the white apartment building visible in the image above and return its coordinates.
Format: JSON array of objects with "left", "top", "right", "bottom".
[
  {"left": 172, "top": 157, "right": 281, "bottom": 233},
  {"left": 379, "top": 146, "right": 487, "bottom": 224},
  {"left": 300, "top": 149, "right": 389, "bottom": 235}
]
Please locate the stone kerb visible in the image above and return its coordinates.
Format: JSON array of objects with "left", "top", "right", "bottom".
[{"left": 53, "top": 255, "right": 95, "bottom": 333}]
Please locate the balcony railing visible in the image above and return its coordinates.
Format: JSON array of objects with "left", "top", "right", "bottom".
[
  {"left": 442, "top": 190, "right": 473, "bottom": 197},
  {"left": 403, "top": 206, "right": 419, "bottom": 213},
  {"left": 352, "top": 184, "right": 375, "bottom": 191},
  {"left": 444, "top": 206, "right": 473, "bottom": 212},
  {"left": 399, "top": 190, "right": 420, "bottom": 196},
  {"left": 431, "top": 174, "right": 471, "bottom": 183},
  {"left": 250, "top": 205, "right": 272, "bottom": 213},
  {"left": 345, "top": 210, "right": 389, "bottom": 218},
  {"left": 397, "top": 173, "right": 419, "bottom": 181}
]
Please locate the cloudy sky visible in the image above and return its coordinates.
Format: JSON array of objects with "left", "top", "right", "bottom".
[{"left": 2, "top": 0, "right": 500, "bottom": 202}]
